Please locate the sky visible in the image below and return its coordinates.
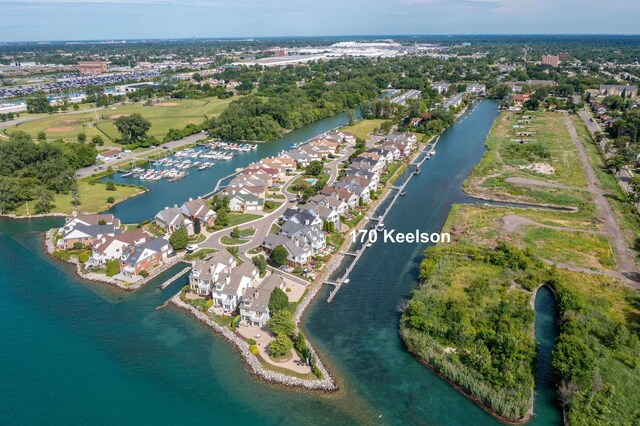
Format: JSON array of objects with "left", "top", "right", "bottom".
[{"left": 0, "top": 0, "right": 639, "bottom": 42}]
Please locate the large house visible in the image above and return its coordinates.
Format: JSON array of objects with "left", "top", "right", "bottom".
[
  {"left": 260, "top": 156, "right": 297, "bottom": 176},
  {"left": 96, "top": 149, "right": 122, "bottom": 163},
  {"left": 190, "top": 250, "right": 237, "bottom": 296},
  {"left": 180, "top": 198, "right": 217, "bottom": 229},
  {"left": 90, "top": 228, "right": 150, "bottom": 266},
  {"left": 599, "top": 84, "right": 638, "bottom": 99},
  {"left": 155, "top": 206, "right": 194, "bottom": 235},
  {"left": 57, "top": 213, "right": 121, "bottom": 249},
  {"left": 119, "top": 237, "right": 173, "bottom": 278},
  {"left": 262, "top": 234, "right": 314, "bottom": 266},
  {"left": 211, "top": 261, "right": 259, "bottom": 312},
  {"left": 279, "top": 221, "right": 326, "bottom": 253},
  {"left": 228, "top": 191, "right": 264, "bottom": 212},
  {"left": 240, "top": 274, "right": 287, "bottom": 327}
]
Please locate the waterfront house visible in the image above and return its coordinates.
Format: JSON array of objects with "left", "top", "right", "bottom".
[
  {"left": 281, "top": 208, "right": 323, "bottom": 227},
  {"left": 225, "top": 175, "right": 269, "bottom": 198},
  {"left": 260, "top": 157, "right": 296, "bottom": 176},
  {"left": 323, "top": 130, "right": 357, "bottom": 145},
  {"left": 299, "top": 202, "right": 341, "bottom": 229},
  {"left": 262, "top": 234, "right": 313, "bottom": 266},
  {"left": 367, "top": 147, "right": 395, "bottom": 163},
  {"left": 285, "top": 146, "right": 323, "bottom": 165},
  {"left": 212, "top": 261, "right": 259, "bottom": 312},
  {"left": 228, "top": 191, "right": 264, "bottom": 212},
  {"left": 189, "top": 250, "right": 237, "bottom": 296},
  {"left": 180, "top": 198, "right": 217, "bottom": 229},
  {"left": 243, "top": 165, "right": 281, "bottom": 182},
  {"left": 279, "top": 221, "right": 327, "bottom": 253},
  {"left": 333, "top": 180, "right": 372, "bottom": 204},
  {"left": 240, "top": 274, "right": 287, "bottom": 327},
  {"left": 119, "top": 237, "right": 173, "bottom": 278},
  {"left": 57, "top": 213, "right": 121, "bottom": 249},
  {"left": 466, "top": 83, "right": 486, "bottom": 95},
  {"left": 155, "top": 206, "right": 195, "bottom": 235},
  {"left": 308, "top": 194, "right": 349, "bottom": 216},
  {"left": 319, "top": 187, "right": 359, "bottom": 209},
  {"left": 90, "top": 228, "right": 150, "bottom": 266}
]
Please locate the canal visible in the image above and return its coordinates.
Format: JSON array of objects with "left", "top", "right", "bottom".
[{"left": 0, "top": 100, "right": 561, "bottom": 424}]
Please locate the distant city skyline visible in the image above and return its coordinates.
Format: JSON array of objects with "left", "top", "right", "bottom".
[{"left": 1, "top": 0, "right": 639, "bottom": 42}]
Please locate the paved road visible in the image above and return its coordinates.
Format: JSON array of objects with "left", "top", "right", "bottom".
[
  {"left": 76, "top": 132, "right": 207, "bottom": 178},
  {"left": 565, "top": 115, "right": 640, "bottom": 285}
]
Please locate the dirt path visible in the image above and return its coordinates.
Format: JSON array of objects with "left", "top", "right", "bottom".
[
  {"left": 499, "top": 214, "right": 604, "bottom": 235},
  {"left": 505, "top": 177, "right": 585, "bottom": 192},
  {"left": 564, "top": 116, "right": 640, "bottom": 284}
]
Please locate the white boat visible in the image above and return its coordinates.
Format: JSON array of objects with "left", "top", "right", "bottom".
[{"left": 376, "top": 222, "right": 385, "bottom": 231}]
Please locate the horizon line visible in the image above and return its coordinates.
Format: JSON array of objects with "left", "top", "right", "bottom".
[{"left": 2, "top": 33, "right": 640, "bottom": 45}]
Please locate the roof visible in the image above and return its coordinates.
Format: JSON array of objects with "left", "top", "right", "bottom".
[
  {"left": 242, "top": 274, "right": 286, "bottom": 315},
  {"left": 93, "top": 228, "right": 149, "bottom": 254}
]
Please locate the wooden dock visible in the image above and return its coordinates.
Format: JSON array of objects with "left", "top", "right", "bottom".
[{"left": 324, "top": 136, "right": 441, "bottom": 303}]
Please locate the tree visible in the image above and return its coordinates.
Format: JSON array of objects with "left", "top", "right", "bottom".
[
  {"left": 252, "top": 254, "right": 267, "bottom": 276},
  {"left": 105, "top": 259, "right": 120, "bottom": 277},
  {"left": 26, "top": 93, "right": 53, "bottom": 113},
  {"left": 295, "top": 332, "right": 308, "bottom": 358},
  {"left": 114, "top": 113, "right": 151, "bottom": 144},
  {"left": 105, "top": 179, "right": 116, "bottom": 191},
  {"left": 70, "top": 183, "right": 81, "bottom": 207},
  {"left": 268, "top": 287, "right": 289, "bottom": 313},
  {"left": 305, "top": 161, "right": 324, "bottom": 177},
  {"left": 267, "top": 309, "right": 296, "bottom": 337},
  {"left": 77, "top": 132, "right": 87, "bottom": 144},
  {"left": 231, "top": 226, "right": 241, "bottom": 239},
  {"left": 169, "top": 228, "right": 188, "bottom": 250},
  {"left": 269, "top": 333, "right": 293, "bottom": 358},
  {"left": 37, "top": 131, "right": 46, "bottom": 142},
  {"left": 91, "top": 135, "right": 104, "bottom": 146},
  {"left": 107, "top": 196, "right": 115, "bottom": 204},
  {"left": 34, "top": 187, "right": 54, "bottom": 213},
  {"left": 271, "top": 245, "right": 289, "bottom": 267}
]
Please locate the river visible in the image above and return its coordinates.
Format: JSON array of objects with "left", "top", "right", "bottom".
[{"left": 0, "top": 100, "right": 561, "bottom": 424}]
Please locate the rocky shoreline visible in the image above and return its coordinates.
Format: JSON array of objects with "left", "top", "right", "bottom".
[
  {"left": 44, "top": 229, "right": 187, "bottom": 291},
  {"left": 170, "top": 295, "right": 337, "bottom": 392}
]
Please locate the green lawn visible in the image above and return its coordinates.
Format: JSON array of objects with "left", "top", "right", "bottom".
[
  {"left": 184, "top": 248, "right": 217, "bottom": 261},
  {"left": 3, "top": 97, "right": 236, "bottom": 145},
  {"left": 227, "top": 213, "right": 261, "bottom": 227},
  {"left": 13, "top": 180, "right": 144, "bottom": 216},
  {"left": 341, "top": 119, "right": 388, "bottom": 140}
]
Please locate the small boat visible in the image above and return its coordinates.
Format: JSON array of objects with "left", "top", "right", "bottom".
[
  {"left": 430, "top": 150, "right": 436, "bottom": 156},
  {"left": 376, "top": 222, "right": 385, "bottom": 232},
  {"left": 399, "top": 191, "right": 406, "bottom": 196},
  {"left": 413, "top": 166, "right": 421, "bottom": 175}
]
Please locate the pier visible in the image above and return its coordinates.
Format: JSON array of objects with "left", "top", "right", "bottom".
[
  {"left": 325, "top": 136, "right": 441, "bottom": 302},
  {"left": 158, "top": 266, "right": 191, "bottom": 290}
]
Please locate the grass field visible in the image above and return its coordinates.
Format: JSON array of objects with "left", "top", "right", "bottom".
[
  {"left": 465, "top": 111, "right": 593, "bottom": 213},
  {"left": 341, "top": 119, "right": 387, "bottom": 140},
  {"left": 2, "top": 97, "right": 236, "bottom": 145},
  {"left": 13, "top": 180, "right": 144, "bottom": 216}
]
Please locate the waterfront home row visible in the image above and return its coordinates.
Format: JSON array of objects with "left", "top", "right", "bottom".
[
  {"left": 260, "top": 131, "right": 417, "bottom": 266},
  {"left": 188, "top": 250, "right": 288, "bottom": 327},
  {"left": 155, "top": 198, "right": 217, "bottom": 235},
  {"left": 56, "top": 212, "right": 175, "bottom": 279}
]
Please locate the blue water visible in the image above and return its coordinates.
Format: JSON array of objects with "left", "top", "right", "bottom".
[{"left": 0, "top": 100, "right": 561, "bottom": 424}]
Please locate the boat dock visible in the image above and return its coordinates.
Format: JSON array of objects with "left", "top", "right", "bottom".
[
  {"left": 324, "top": 136, "right": 441, "bottom": 302},
  {"left": 158, "top": 266, "right": 191, "bottom": 290}
]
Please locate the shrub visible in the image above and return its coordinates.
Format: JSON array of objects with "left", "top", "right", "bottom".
[
  {"left": 311, "top": 364, "right": 323, "bottom": 379},
  {"left": 204, "top": 299, "right": 213, "bottom": 311},
  {"left": 139, "top": 269, "right": 149, "bottom": 278},
  {"left": 73, "top": 242, "right": 84, "bottom": 250},
  {"left": 105, "top": 180, "right": 116, "bottom": 191},
  {"left": 107, "top": 196, "right": 115, "bottom": 204},
  {"left": 269, "top": 334, "right": 293, "bottom": 358},
  {"left": 246, "top": 338, "right": 257, "bottom": 346},
  {"left": 105, "top": 259, "right": 120, "bottom": 277},
  {"left": 77, "top": 252, "right": 90, "bottom": 263},
  {"left": 250, "top": 345, "right": 259, "bottom": 355},
  {"left": 169, "top": 228, "right": 188, "bottom": 250}
]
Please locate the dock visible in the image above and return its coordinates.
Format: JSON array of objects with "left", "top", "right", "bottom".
[
  {"left": 158, "top": 266, "right": 191, "bottom": 290},
  {"left": 324, "top": 136, "right": 441, "bottom": 303}
]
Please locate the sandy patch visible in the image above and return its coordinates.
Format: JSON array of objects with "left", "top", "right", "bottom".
[
  {"left": 519, "top": 162, "right": 555, "bottom": 175},
  {"left": 109, "top": 114, "right": 130, "bottom": 119},
  {"left": 46, "top": 126, "right": 75, "bottom": 133},
  {"left": 153, "top": 102, "right": 178, "bottom": 107}
]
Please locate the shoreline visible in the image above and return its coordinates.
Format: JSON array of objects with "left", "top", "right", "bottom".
[
  {"left": 170, "top": 295, "right": 338, "bottom": 393},
  {"left": 43, "top": 229, "right": 187, "bottom": 291}
]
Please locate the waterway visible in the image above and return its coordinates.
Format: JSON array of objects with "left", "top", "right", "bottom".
[{"left": 0, "top": 100, "right": 561, "bottom": 424}]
